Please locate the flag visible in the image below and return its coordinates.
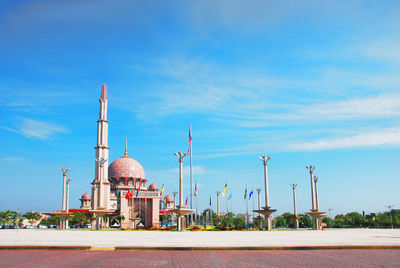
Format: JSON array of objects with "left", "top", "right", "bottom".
[
  {"left": 144, "top": 198, "right": 147, "bottom": 204},
  {"left": 194, "top": 183, "right": 197, "bottom": 197},
  {"left": 160, "top": 184, "right": 164, "bottom": 196},
  {"left": 249, "top": 189, "right": 254, "bottom": 200},
  {"left": 188, "top": 125, "right": 192, "bottom": 154},
  {"left": 136, "top": 184, "right": 141, "bottom": 197},
  {"left": 163, "top": 197, "right": 167, "bottom": 205},
  {"left": 125, "top": 189, "right": 132, "bottom": 200},
  {"left": 185, "top": 196, "right": 188, "bottom": 207},
  {"left": 244, "top": 187, "right": 247, "bottom": 200},
  {"left": 222, "top": 183, "right": 227, "bottom": 197},
  {"left": 209, "top": 196, "right": 212, "bottom": 206},
  {"left": 227, "top": 193, "right": 232, "bottom": 203}
]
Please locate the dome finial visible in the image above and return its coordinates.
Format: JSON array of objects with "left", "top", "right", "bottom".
[{"left": 124, "top": 138, "right": 128, "bottom": 157}]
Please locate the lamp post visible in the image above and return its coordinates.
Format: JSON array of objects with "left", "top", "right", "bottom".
[
  {"left": 216, "top": 190, "right": 220, "bottom": 225},
  {"left": 260, "top": 156, "right": 271, "bottom": 208},
  {"left": 306, "top": 165, "right": 316, "bottom": 211},
  {"left": 66, "top": 177, "right": 72, "bottom": 229},
  {"left": 313, "top": 176, "right": 320, "bottom": 229},
  {"left": 256, "top": 188, "right": 262, "bottom": 229},
  {"left": 328, "top": 208, "right": 333, "bottom": 218},
  {"left": 173, "top": 152, "right": 193, "bottom": 231},
  {"left": 59, "top": 168, "right": 70, "bottom": 230},
  {"left": 305, "top": 168, "right": 327, "bottom": 230},
  {"left": 172, "top": 191, "right": 177, "bottom": 210},
  {"left": 290, "top": 183, "right": 299, "bottom": 229},
  {"left": 59, "top": 168, "right": 70, "bottom": 211},
  {"left": 386, "top": 205, "right": 394, "bottom": 229},
  {"left": 258, "top": 155, "right": 275, "bottom": 230}
]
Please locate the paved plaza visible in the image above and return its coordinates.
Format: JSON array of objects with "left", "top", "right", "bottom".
[
  {"left": 1, "top": 249, "right": 400, "bottom": 267},
  {"left": 1, "top": 229, "right": 399, "bottom": 248}
]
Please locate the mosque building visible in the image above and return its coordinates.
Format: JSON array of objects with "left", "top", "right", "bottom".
[{"left": 51, "top": 84, "right": 171, "bottom": 229}]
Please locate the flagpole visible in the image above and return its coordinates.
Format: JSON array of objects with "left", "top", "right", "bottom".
[
  {"left": 189, "top": 124, "right": 193, "bottom": 210},
  {"left": 252, "top": 188, "right": 255, "bottom": 218},
  {"left": 195, "top": 181, "right": 198, "bottom": 225},
  {"left": 246, "top": 185, "right": 249, "bottom": 228}
]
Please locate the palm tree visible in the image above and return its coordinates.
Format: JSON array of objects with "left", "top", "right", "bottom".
[
  {"left": 23, "top": 211, "right": 41, "bottom": 226},
  {"left": 116, "top": 214, "right": 125, "bottom": 227}
]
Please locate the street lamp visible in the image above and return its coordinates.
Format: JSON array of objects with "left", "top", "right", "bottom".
[
  {"left": 385, "top": 205, "right": 394, "bottom": 229},
  {"left": 290, "top": 183, "right": 299, "bottom": 229},
  {"left": 59, "top": 168, "right": 70, "bottom": 211},
  {"left": 256, "top": 155, "right": 276, "bottom": 231},
  {"left": 256, "top": 188, "right": 262, "bottom": 229},
  {"left": 173, "top": 152, "right": 193, "bottom": 231}
]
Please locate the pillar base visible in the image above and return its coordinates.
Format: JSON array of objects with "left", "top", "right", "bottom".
[
  {"left": 253, "top": 208, "right": 277, "bottom": 231},
  {"left": 171, "top": 207, "right": 194, "bottom": 231},
  {"left": 305, "top": 210, "right": 327, "bottom": 230}
]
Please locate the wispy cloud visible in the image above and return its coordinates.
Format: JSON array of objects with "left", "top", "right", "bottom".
[
  {"left": 237, "top": 94, "right": 400, "bottom": 127},
  {"left": 284, "top": 128, "right": 400, "bottom": 151},
  {"left": 1, "top": 117, "right": 68, "bottom": 140},
  {"left": 0, "top": 156, "right": 27, "bottom": 161}
]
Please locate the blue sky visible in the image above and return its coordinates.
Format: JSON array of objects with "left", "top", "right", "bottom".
[{"left": 0, "top": 0, "right": 399, "bottom": 216}]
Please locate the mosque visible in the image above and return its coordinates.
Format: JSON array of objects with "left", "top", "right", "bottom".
[{"left": 52, "top": 85, "right": 174, "bottom": 229}]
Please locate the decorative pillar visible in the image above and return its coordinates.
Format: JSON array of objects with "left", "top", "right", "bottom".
[
  {"left": 314, "top": 176, "right": 320, "bottom": 229},
  {"left": 290, "top": 183, "right": 299, "bottom": 229},
  {"left": 65, "top": 177, "right": 72, "bottom": 228},
  {"left": 256, "top": 188, "right": 262, "bottom": 229},
  {"left": 172, "top": 152, "right": 193, "bottom": 231},
  {"left": 306, "top": 166, "right": 316, "bottom": 211},
  {"left": 59, "top": 168, "right": 70, "bottom": 211}
]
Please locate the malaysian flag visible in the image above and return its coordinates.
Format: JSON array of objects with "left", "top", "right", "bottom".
[{"left": 188, "top": 125, "right": 192, "bottom": 154}]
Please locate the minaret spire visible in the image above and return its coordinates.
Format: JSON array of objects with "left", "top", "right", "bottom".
[
  {"left": 93, "top": 84, "right": 110, "bottom": 212},
  {"left": 101, "top": 84, "right": 107, "bottom": 99},
  {"left": 124, "top": 138, "right": 128, "bottom": 157}
]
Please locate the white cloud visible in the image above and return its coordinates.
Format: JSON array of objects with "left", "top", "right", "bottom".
[
  {"left": 18, "top": 118, "right": 68, "bottom": 139},
  {"left": 284, "top": 129, "right": 400, "bottom": 151},
  {"left": 0, "top": 156, "right": 27, "bottom": 161},
  {"left": 361, "top": 39, "right": 400, "bottom": 63},
  {"left": 0, "top": 125, "right": 18, "bottom": 133},
  {"left": 235, "top": 94, "right": 400, "bottom": 127},
  {"left": 2, "top": 118, "right": 68, "bottom": 140}
]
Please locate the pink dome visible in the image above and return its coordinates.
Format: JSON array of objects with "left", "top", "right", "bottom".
[
  {"left": 81, "top": 192, "right": 91, "bottom": 200},
  {"left": 108, "top": 156, "right": 145, "bottom": 179},
  {"left": 165, "top": 195, "right": 173, "bottom": 202},
  {"left": 149, "top": 183, "right": 158, "bottom": 190}
]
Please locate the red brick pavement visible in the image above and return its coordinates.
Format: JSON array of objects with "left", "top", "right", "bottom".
[{"left": 0, "top": 250, "right": 399, "bottom": 267}]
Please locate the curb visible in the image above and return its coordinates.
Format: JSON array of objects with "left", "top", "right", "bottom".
[
  {"left": 1, "top": 245, "right": 400, "bottom": 251},
  {"left": 115, "top": 245, "right": 400, "bottom": 251},
  {"left": 0, "top": 246, "right": 90, "bottom": 250}
]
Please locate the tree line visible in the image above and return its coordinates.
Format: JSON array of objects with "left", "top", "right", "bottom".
[{"left": 1, "top": 209, "right": 399, "bottom": 229}]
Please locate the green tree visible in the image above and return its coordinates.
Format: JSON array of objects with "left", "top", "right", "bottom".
[
  {"left": 0, "top": 210, "right": 12, "bottom": 226},
  {"left": 344, "top": 212, "right": 365, "bottom": 228},
  {"left": 274, "top": 215, "right": 287, "bottom": 228},
  {"left": 40, "top": 215, "right": 60, "bottom": 226},
  {"left": 116, "top": 214, "right": 125, "bottom": 225},
  {"left": 322, "top": 217, "right": 333, "bottom": 228},
  {"left": 69, "top": 212, "right": 90, "bottom": 227},
  {"left": 281, "top": 212, "right": 296, "bottom": 228},
  {"left": 232, "top": 216, "right": 245, "bottom": 227},
  {"left": 333, "top": 214, "right": 345, "bottom": 228},
  {"left": 23, "top": 211, "right": 41, "bottom": 226},
  {"left": 298, "top": 214, "right": 312, "bottom": 228}
]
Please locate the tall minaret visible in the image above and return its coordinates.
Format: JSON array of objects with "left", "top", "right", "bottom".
[{"left": 92, "top": 84, "right": 110, "bottom": 210}]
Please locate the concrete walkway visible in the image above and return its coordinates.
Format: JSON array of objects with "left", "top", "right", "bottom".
[{"left": 1, "top": 229, "right": 400, "bottom": 248}]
